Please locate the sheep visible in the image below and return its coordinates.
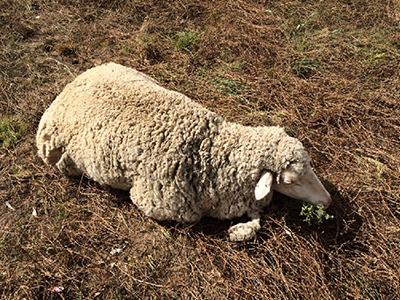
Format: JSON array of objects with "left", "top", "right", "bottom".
[{"left": 36, "top": 62, "right": 331, "bottom": 241}]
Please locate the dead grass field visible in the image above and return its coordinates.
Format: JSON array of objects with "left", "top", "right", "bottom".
[{"left": 1, "top": 0, "right": 400, "bottom": 299}]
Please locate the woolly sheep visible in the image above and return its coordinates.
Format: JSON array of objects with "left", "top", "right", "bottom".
[{"left": 37, "top": 63, "right": 331, "bottom": 241}]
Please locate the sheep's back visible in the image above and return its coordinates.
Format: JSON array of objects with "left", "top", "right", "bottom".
[{"left": 37, "top": 63, "right": 222, "bottom": 190}]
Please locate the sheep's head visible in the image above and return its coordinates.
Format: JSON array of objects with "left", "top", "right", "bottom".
[
  {"left": 274, "top": 163, "right": 331, "bottom": 209},
  {"left": 255, "top": 163, "right": 331, "bottom": 210},
  {"left": 252, "top": 127, "right": 331, "bottom": 209}
]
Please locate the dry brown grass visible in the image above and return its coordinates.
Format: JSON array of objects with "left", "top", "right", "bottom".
[{"left": 1, "top": 0, "right": 400, "bottom": 299}]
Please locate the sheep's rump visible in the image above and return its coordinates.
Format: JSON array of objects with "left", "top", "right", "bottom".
[{"left": 37, "top": 63, "right": 222, "bottom": 192}]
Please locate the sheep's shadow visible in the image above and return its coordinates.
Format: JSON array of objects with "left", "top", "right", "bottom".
[
  {"left": 267, "top": 181, "right": 364, "bottom": 249},
  {"left": 73, "top": 176, "right": 363, "bottom": 251},
  {"left": 160, "top": 180, "right": 364, "bottom": 250}
]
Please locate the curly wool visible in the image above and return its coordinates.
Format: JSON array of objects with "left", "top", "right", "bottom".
[{"left": 37, "top": 63, "right": 310, "bottom": 224}]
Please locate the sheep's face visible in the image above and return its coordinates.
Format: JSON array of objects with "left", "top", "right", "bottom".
[
  {"left": 273, "top": 165, "right": 331, "bottom": 209},
  {"left": 255, "top": 165, "right": 331, "bottom": 209}
]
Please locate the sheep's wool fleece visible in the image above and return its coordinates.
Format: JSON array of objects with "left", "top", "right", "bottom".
[{"left": 37, "top": 63, "right": 310, "bottom": 223}]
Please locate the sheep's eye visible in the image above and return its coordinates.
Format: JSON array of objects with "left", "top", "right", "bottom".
[{"left": 283, "top": 178, "right": 292, "bottom": 185}]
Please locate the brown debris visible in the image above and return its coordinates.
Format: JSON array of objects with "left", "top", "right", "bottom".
[{"left": 1, "top": 0, "right": 399, "bottom": 299}]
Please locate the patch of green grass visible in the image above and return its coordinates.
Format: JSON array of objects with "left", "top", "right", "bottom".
[
  {"left": 293, "top": 11, "right": 317, "bottom": 35},
  {"left": 74, "top": 291, "right": 84, "bottom": 300},
  {"left": 173, "top": 30, "right": 202, "bottom": 52},
  {"left": 212, "top": 77, "right": 248, "bottom": 95},
  {"left": 10, "top": 165, "right": 23, "bottom": 175},
  {"left": 97, "top": 40, "right": 110, "bottom": 48},
  {"left": 300, "top": 203, "right": 333, "bottom": 226},
  {"left": 291, "top": 57, "right": 320, "bottom": 78},
  {"left": 117, "top": 41, "right": 134, "bottom": 56},
  {"left": 293, "top": 11, "right": 318, "bottom": 37},
  {"left": 0, "top": 116, "right": 28, "bottom": 149},
  {"left": 359, "top": 46, "right": 391, "bottom": 65},
  {"left": 58, "top": 205, "right": 70, "bottom": 219},
  {"left": 354, "top": 29, "right": 399, "bottom": 65}
]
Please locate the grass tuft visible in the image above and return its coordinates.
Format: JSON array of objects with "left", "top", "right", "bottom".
[
  {"left": 293, "top": 11, "right": 318, "bottom": 36},
  {"left": 0, "top": 116, "right": 28, "bottom": 149},
  {"left": 212, "top": 77, "right": 248, "bottom": 95},
  {"left": 173, "top": 30, "right": 202, "bottom": 52},
  {"left": 291, "top": 57, "right": 320, "bottom": 78}
]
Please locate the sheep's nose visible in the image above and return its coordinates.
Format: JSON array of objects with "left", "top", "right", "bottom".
[{"left": 323, "top": 195, "right": 332, "bottom": 210}]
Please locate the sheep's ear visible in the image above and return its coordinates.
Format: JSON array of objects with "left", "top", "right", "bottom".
[{"left": 255, "top": 171, "right": 273, "bottom": 200}]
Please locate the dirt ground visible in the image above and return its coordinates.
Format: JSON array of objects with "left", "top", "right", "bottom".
[{"left": 1, "top": 0, "right": 400, "bottom": 299}]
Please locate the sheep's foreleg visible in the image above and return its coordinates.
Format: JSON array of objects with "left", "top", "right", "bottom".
[{"left": 228, "top": 217, "right": 261, "bottom": 242}]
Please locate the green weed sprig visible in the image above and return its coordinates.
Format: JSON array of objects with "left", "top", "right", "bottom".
[{"left": 300, "top": 203, "right": 333, "bottom": 226}]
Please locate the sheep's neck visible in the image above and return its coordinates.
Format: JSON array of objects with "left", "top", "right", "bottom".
[{"left": 210, "top": 122, "right": 258, "bottom": 182}]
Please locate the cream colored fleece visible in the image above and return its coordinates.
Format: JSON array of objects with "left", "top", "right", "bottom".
[{"left": 37, "top": 63, "right": 310, "bottom": 239}]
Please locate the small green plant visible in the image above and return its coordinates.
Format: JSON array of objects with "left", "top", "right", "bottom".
[
  {"left": 58, "top": 205, "right": 69, "bottom": 219},
  {"left": 0, "top": 116, "right": 28, "bottom": 149},
  {"left": 10, "top": 165, "right": 23, "bottom": 174},
  {"left": 173, "top": 30, "right": 201, "bottom": 52},
  {"left": 300, "top": 203, "right": 333, "bottom": 226}
]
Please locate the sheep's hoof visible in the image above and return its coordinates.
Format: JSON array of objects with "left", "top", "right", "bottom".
[{"left": 228, "top": 220, "right": 261, "bottom": 242}]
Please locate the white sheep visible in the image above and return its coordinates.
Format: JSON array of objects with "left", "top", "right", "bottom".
[{"left": 37, "top": 63, "right": 331, "bottom": 241}]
